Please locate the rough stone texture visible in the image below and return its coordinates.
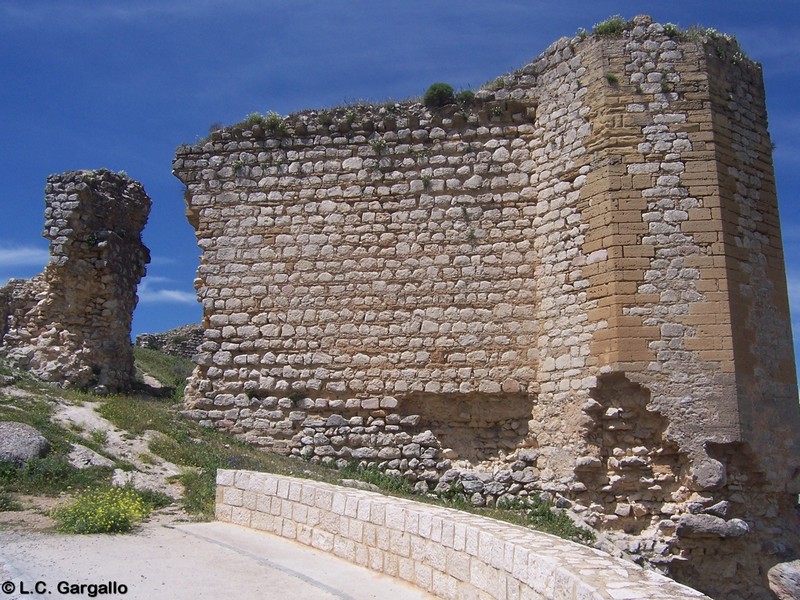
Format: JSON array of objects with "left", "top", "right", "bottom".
[
  {"left": 768, "top": 560, "right": 800, "bottom": 600},
  {"left": 217, "top": 470, "right": 711, "bottom": 600},
  {"left": 135, "top": 323, "right": 204, "bottom": 360},
  {"left": 0, "top": 170, "right": 151, "bottom": 391},
  {"left": 0, "top": 422, "right": 50, "bottom": 465},
  {"left": 174, "top": 17, "right": 800, "bottom": 599},
  {"left": 67, "top": 443, "right": 114, "bottom": 469}
]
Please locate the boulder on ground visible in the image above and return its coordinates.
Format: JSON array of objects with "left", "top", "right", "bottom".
[
  {"left": 769, "top": 560, "right": 800, "bottom": 600},
  {"left": 67, "top": 443, "right": 114, "bottom": 469},
  {"left": 0, "top": 422, "right": 50, "bottom": 465}
]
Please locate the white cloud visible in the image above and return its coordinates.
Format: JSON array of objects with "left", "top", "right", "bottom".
[
  {"left": 137, "top": 279, "right": 197, "bottom": 305},
  {"left": 0, "top": 246, "right": 49, "bottom": 268}
]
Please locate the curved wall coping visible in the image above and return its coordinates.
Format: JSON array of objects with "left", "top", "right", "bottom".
[{"left": 216, "top": 470, "right": 709, "bottom": 599}]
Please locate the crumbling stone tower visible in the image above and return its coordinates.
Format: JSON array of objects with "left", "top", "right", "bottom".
[
  {"left": 174, "top": 16, "right": 799, "bottom": 599},
  {"left": 0, "top": 170, "right": 151, "bottom": 391}
]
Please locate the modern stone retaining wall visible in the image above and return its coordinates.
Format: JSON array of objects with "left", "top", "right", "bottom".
[{"left": 216, "top": 469, "right": 709, "bottom": 600}]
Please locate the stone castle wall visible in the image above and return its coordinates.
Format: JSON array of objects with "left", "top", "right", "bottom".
[
  {"left": 135, "top": 323, "right": 204, "bottom": 360},
  {"left": 0, "top": 170, "right": 151, "bottom": 391},
  {"left": 173, "top": 17, "right": 799, "bottom": 599}
]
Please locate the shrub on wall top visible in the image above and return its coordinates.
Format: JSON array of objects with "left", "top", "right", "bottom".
[
  {"left": 424, "top": 83, "right": 455, "bottom": 108},
  {"left": 593, "top": 15, "right": 628, "bottom": 37}
]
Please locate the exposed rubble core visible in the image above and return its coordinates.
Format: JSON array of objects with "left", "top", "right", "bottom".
[
  {"left": 0, "top": 170, "right": 151, "bottom": 391},
  {"left": 173, "top": 16, "right": 800, "bottom": 599}
]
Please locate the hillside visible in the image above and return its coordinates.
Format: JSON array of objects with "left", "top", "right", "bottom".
[{"left": 0, "top": 348, "right": 591, "bottom": 544}]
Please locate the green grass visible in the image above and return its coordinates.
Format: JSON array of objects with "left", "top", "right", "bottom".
[
  {"left": 133, "top": 347, "right": 194, "bottom": 400},
  {"left": 495, "top": 497, "right": 595, "bottom": 544},
  {"left": 0, "top": 490, "right": 22, "bottom": 511},
  {"left": 147, "top": 427, "right": 301, "bottom": 520},
  {"left": 0, "top": 380, "right": 114, "bottom": 496},
  {"left": 339, "top": 463, "right": 413, "bottom": 494},
  {"left": 96, "top": 395, "right": 175, "bottom": 436},
  {"left": 0, "top": 457, "right": 112, "bottom": 496},
  {"left": 242, "top": 112, "right": 265, "bottom": 127},
  {"left": 132, "top": 487, "right": 174, "bottom": 511}
]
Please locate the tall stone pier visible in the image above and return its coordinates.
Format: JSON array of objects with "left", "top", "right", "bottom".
[
  {"left": 0, "top": 170, "right": 151, "bottom": 391},
  {"left": 173, "top": 16, "right": 799, "bottom": 599}
]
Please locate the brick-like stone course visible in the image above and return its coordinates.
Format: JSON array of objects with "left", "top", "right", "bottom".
[
  {"left": 174, "top": 16, "right": 800, "bottom": 599},
  {"left": 216, "top": 470, "right": 710, "bottom": 600}
]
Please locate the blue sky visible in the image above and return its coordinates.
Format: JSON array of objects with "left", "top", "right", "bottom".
[{"left": 1, "top": 1, "right": 798, "bottom": 365}]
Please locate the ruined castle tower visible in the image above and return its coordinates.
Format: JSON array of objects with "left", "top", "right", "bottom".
[
  {"left": 173, "top": 16, "right": 799, "bottom": 599},
  {"left": 0, "top": 170, "right": 151, "bottom": 391}
]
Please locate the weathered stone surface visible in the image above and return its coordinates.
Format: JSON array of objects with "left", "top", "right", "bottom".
[
  {"left": 0, "top": 422, "right": 50, "bottom": 465},
  {"left": 0, "top": 170, "right": 151, "bottom": 391},
  {"left": 676, "top": 514, "right": 749, "bottom": 539},
  {"left": 67, "top": 443, "right": 114, "bottom": 469},
  {"left": 689, "top": 459, "right": 727, "bottom": 491},
  {"left": 768, "top": 560, "right": 800, "bottom": 600}
]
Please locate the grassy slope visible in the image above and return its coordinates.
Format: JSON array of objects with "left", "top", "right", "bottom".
[{"left": 0, "top": 348, "right": 593, "bottom": 543}]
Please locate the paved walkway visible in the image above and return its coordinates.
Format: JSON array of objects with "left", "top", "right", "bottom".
[{"left": 0, "top": 521, "right": 434, "bottom": 600}]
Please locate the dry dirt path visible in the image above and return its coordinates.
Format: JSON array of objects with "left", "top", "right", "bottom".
[{"left": 0, "top": 521, "right": 434, "bottom": 600}]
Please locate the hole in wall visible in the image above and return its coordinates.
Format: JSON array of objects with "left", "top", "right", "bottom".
[
  {"left": 402, "top": 393, "right": 533, "bottom": 464},
  {"left": 578, "top": 372, "right": 687, "bottom": 534}
]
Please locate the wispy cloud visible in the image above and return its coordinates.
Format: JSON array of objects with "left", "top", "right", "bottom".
[
  {"left": 149, "top": 255, "right": 179, "bottom": 266},
  {"left": 137, "top": 279, "right": 196, "bottom": 305},
  {"left": 0, "top": 245, "right": 49, "bottom": 268}
]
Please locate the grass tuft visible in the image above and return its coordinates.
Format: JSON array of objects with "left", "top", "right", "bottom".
[
  {"left": 339, "top": 463, "right": 412, "bottom": 494},
  {"left": 495, "top": 496, "right": 595, "bottom": 544},
  {"left": 593, "top": 15, "right": 627, "bottom": 38},
  {"left": 0, "top": 490, "right": 22, "bottom": 511}
]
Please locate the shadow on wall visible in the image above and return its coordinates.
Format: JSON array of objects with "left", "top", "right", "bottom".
[{"left": 403, "top": 393, "right": 533, "bottom": 464}]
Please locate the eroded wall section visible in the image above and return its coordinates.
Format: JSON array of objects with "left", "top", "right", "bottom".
[
  {"left": 0, "top": 170, "right": 151, "bottom": 391},
  {"left": 174, "top": 16, "right": 800, "bottom": 599}
]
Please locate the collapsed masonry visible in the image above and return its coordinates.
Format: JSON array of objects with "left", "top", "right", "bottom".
[
  {"left": 0, "top": 170, "right": 151, "bottom": 391},
  {"left": 173, "top": 16, "right": 800, "bottom": 599}
]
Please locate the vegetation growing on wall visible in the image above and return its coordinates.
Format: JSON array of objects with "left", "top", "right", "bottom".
[{"left": 423, "top": 82, "right": 455, "bottom": 108}]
